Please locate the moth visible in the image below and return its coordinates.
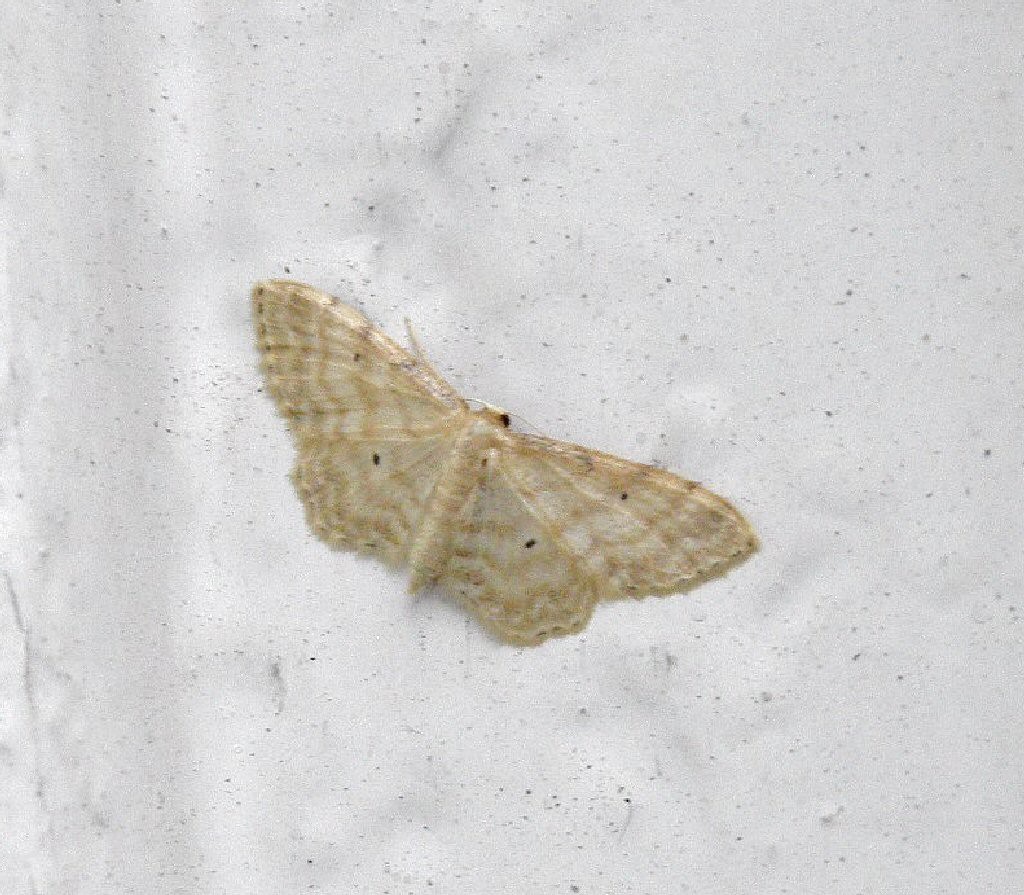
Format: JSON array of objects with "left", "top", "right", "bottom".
[{"left": 252, "top": 280, "right": 757, "bottom": 645}]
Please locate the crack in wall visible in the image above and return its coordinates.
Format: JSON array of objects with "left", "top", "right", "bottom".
[{"left": 5, "top": 569, "right": 46, "bottom": 810}]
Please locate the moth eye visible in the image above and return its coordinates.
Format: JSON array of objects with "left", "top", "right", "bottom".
[{"left": 500, "top": 412, "right": 511, "bottom": 428}]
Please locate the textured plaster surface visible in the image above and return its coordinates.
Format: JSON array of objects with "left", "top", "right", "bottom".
[{"left": 2, "top": 2, "right": 1022, "bottom": 893}]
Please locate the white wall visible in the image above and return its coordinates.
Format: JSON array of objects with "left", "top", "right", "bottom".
[{"left": 2, "top": 2, "right": 1022, "bottom": 892}]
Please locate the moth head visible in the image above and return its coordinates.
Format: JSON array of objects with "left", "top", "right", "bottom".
[{"left": 474, "top": 402, "right": 512, "bottom": 429}]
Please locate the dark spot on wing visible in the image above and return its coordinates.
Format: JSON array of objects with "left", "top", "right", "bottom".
[
  {"left": 353, "top": 352, "right": 362, "bottom": 362},
  {"left": 500, "top": 412, "right": 511, "bottom": 428},
  {"left": 372, "top": 453, "right": 381, "bottom": 466},
  {"left": 524, "top": 538, "right": 536, "bottom": 549},
  {"left": 620, "top": 492, "right": 628, "bottom": 500}
]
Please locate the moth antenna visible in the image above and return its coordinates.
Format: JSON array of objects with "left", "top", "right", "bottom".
[
  {"left": 404, "top": 317, "right": 448, "bottom": 383},
  {"left": 403, "top": 317, "right": 425, "bottom": 358},
  {"left": 505, "top": 410, "right": 539, "bottom": 434}
]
